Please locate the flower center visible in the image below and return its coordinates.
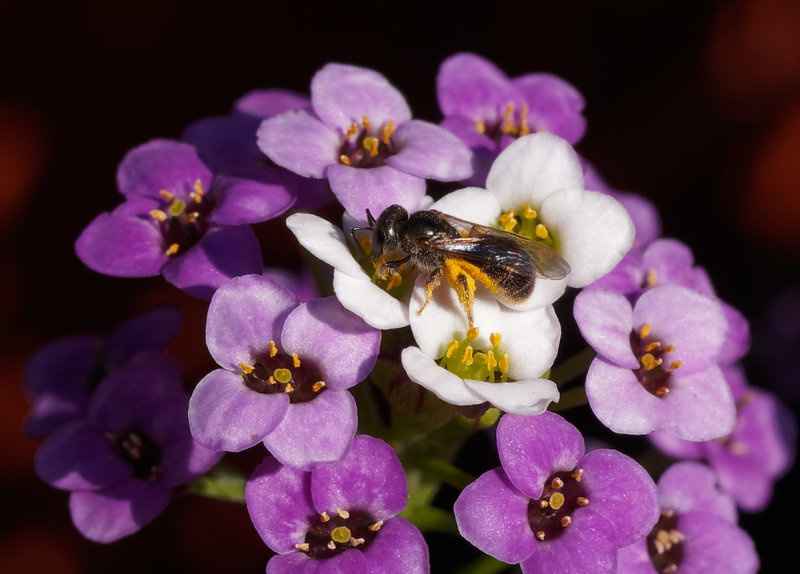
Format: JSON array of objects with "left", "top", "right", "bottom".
[
  {"left": 497, "top": 205, "right": 554, "bottom": 248},
  {"left": 296, "top": 508, "right": 382, "bottom": 559},
  {"left": 338, "top": 115, "right": 396, "bottom": 169},
  {"left": 107, "top": 427, "right": 162, "bottom": 481},
  {"left": 239, "top": 341, "right": 326, "bottom": 404},
  {"left": 149, "top": 180, "right": 213, "bottom": 256},
  {"left": 351, "top": 233, "right": 415, "bottom": 297},
  {"left": 527, "top": 468, "right": 589, "bottom": 542},
  {"left": 439, "top": 329, "right": 509, "bottom": 383},
  {"left": 475, "top": 102, "right": 532, "bottom": 142},
  {"left": 647, "top": 510, "right": 685, "bottom": 574},
  {"left": 630, "top": 323, "right": 683, "bottom": 397}
]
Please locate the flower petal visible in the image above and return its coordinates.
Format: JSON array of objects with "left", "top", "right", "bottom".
[
  {"left": 333, "top": 270, "right": 411, "bottom": 330},
  {"left": 464, "top": 378, "right": 558, "bottom": 416},
  {"left": 267, "top": 550, "right": 367, "bottom": 574},
  {"left": 104, "top": 305, "right": 182, "bottom": 365},
  {"left": 209, "top": 173, "right": 296, "bottom": 225},
  {"left": 386, "top": 119, "right": 473, "bottom": 181},
  {"left": 573, "top": 289, "right": 639, "bottom": 369},
  {"left": 437, "top": 53, "right": 519, "bottom": 124},
  {"left": 257, "top": 109, "right": 341, "bottom": 178},
  {"left": 116, "top": 139, "right": 212, "bottom": 200},
  {"left": 400, "top": 347, "right": 484, "bottom": 407},
  {"left": 657, "top": 461, "right": 737, "bottom": 523},
  {"left": 233, "top": 88, "right": 311, "bottom": 118},
  {"left": 326, "top": 163, "right": 426, "bottom": 219},
  {"left": 677, "top": 512, "right": 759, "bottom": 574},
  {"left": 428, "top": 186, "right": 501, "bottom": 225},
  {"left": 360, "top": 517, "right": 429, "bottom": 574},
  {"left": 286, "top": 213, "right": 365, "bottom": 277},
  {"left": 512, "top": 73, "right": 586, "bottom": 144},
  {"left": 660, "top": 366, "right": 736, "bottom": 441}
]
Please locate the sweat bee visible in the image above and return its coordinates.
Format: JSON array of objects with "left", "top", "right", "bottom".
[{"left": 352, "top": 204, "right": 571, "bottom": 329}]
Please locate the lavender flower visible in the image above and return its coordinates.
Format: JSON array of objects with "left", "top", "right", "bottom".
[
  {"left": 245, "top": 435, "right": 429, "bottom": 573},
  {"left": 24, "top": 305, "right": 181, "bottom": 437},
  {"left": 33, "top": 351, "right": 222, "bottom": 542},
  {"left": 75, "top": 139, "right": 293, "bottom": 299},
  {"left": 437, "top": 52, "right": 586, "bottom": 186},
  {"left": 188, "top": 274, "right": 380, "bottom": 470},
  {"left": 454, "top": 412, "right": 659, "bottom": 573},
  {"left": 257, "top": 62, "right": 473, "bottom": 218},
  {"left": 617, "top": 461, "right": 759, "bottom": 574}
]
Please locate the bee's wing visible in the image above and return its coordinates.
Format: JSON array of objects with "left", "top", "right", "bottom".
[{"left": 430, "top": 211, "right": 572, "bottom": 280}]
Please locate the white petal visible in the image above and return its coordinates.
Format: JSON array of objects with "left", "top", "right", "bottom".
[
  {"left": 428, "top": 187, "right": 501, "bottom": 224},
  {"left": 486, "top": 132, "right": 584, "bottom": 209},
  {"left": 464, "top": 378, "right": 559, "bottom": 415},
  {"left": 400, "top": 347, "right": 484, "bottom": 406},
  {"left": 540, "top": 188, "right": 634, "bottom": 287},
  {"left": 285, "top": 213, "right": 364, "bottom": 277},
  {"left": 333, "top": 269, "right": 410, "bottom": 329}
]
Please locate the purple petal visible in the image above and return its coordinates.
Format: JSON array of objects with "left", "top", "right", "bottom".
[
  {"left": 245, "top": 455, "right": 315, "bottom": 553},
  {"left": 234, "top": 88, "right": 311, "bottom": 118},
  {"left": 385, "top": 120, "right": 473, "bottom": 181},
  {"left": 497, "top": 412, "right": 585, "bottom": 500},
  {"left": 104, "top": 305, "right": 181, "bottom": 365},
  {"left": 512, "top": 73, "right": 586, "bottom": 144},
  {"left": 281, "top": 296, "right": 380, "bottom": 390},
  {"left": 209, "top": 173, "right": 296, "bottom": 225},
  {"left": 25, "top": 392, "right": 89, "bottom": 437},
  {"left": 616, "top": 540, "right": 654, "bottom": 574},
  {"left": 718, "top": 302, "right": 750, "bottom": 365},
  {"left": 34, "top": 420, "right": 131, "bottom": 490},
  {"left": 182, "top": 114, "right": 263, "bottom": 172},
  {"left": 24, "top": 334, "right": 100, "bottom": 395},
  {"left": 573, "top": 289, "right": 639, "bottom": 369},
  {"left": 361, "top": 518, "right": 429, "bottom": 574},
  {"left": 326, "top": 163, "right": 426, "bottom": 218},
  {"left": 257, "top": 109, "right": 341, "bottom": 178},
  {"left": 648, "top": 429, "right": 706, "bottom": 460},
  {"left": 188, "top": 368, "right": 288, "bottom": 452},
  {"left": 610, "top": 190, "right": 662, "bottom": 247},
  {"left": 676, "top": 512, "right": 759, "bottom": 574},
  {"left": 205, "top": 274, "right": 298, "bottom": 371},
  {"left": 161, "top": 225, "right": 263, "bottom": 300},
  {"left": 311, "top": 435, "right": 407, "bottom": 522},
  {"left": 267, "top": 550, "right": 367, "bottom": 574},
  {"left": 657, "top": 461, "right": 737, "bottom": 523},
  {"left": 578, "top": 449, "right": 659, "bottom": 547},
  {"left": 437, "top": 53, "right": 518, "bottom": 124},
  {"left": 116, "top": 139, "right": 212, "bottom": 200},
  {"left": 69, "top": 478, "right": 172, "bottom": 543},
  {"left": 661, "top": 366, "right": 736, "bottom": 441},
  {"left": 640, "top": 238, "right": 696, "bottom": 288},
  {"left": 262, "top": 390, "right": 357, "bottom": 471},
  {"left": 311, "top": 63, "right": 411, "bottom": 134},
  {"left": 454, "top": 468, "right": 536, "bottom": 563}
]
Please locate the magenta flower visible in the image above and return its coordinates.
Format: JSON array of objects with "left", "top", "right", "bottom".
[
  {"left": 649, "top": 365, "right": 796, "bottom": 512},
  {"left": 257, "top": 62, "right": 473, "bottom": 217},
  {"left": 188, "top": 274, "right": 380, "bottom": 470},
  {"left": 75, "top": 139, "right": 294, "bottom": 299},
  {"left": 24, "top": 305, "right": 181, "bottom": 437},
  {"left": 454, "top": 412, "right": 659, "bottom": 573},
  {"left": 437, "top": 52, "right": 586, "bottom": 185},
  {"left": 574, "top": 285, "right": 737, "bottom": 440},
  {"left": 33, "top": 351, "right": 222, "bottom": 543},
  {"left": 245, "top": 435, "right": 429, "bottom": 573},
  {"left": 617, "top": 461, "right": 759, "bottom": 574}
]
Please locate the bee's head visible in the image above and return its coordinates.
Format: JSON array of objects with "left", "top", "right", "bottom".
[{"left": 371, "top": 204, "right": 408, "bottom": 262}]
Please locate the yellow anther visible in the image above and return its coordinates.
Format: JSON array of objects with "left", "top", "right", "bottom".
[
  {"left": 350, "top": 537, "right": 365, "bottom": 547},
  {"left": 518, "top": 104, "right": 530, "bottom": 136},
  {"left": 295, "top": 542, "right": 310, "bottom": 552},
  {"left": 159, "top": 190, "right": 175, "bottom": 201},
  {"left": 549, "top": 492, "right": 565, "bottom": 510},
  {"left": 327, "top": 541, "right": 336, "bottom": 550},
  {"left": 663, "top": 344, "right": 675, "bottom": 353},
  {"left": 490, "top": 332, "right": 502, "bottom": 347},
  {"left": 362, "top": 115, "right": 371, "bottom": 130},
  {"left": 522, "top": 204, "right": 537, "bottom": 219},
  {"left": 267, "top": 376, "right": 277, "bottom": 385},
  {"left": 485, "top": 350, "right": 498, "bottom": 370},
  {"left": 539, "top": 499, "right": 549, "bottom": 509},
  {"left": 536, "top": 530, "right": 546, "bottom": 541},
  {"left": 187, "top": 212, "right": 199, "bottom": 223},
  {"left": 655, "top": 386, "right": 669, "bottom": 396},
  {"left": 535, "top": 223, "right": 549, "bottom": 239},
  {"left": 292, "top": 353, "right": 301, "bottom": 368},
  {"left": 283, "top": 383, "right": 294, "bottom": 393},
  {"left": 381, "top": 120, "right": 394, "bottom": 144},
  {"left": 577, "top": 496, "right": 589, "bottom": 506},
  {"left": 639, "top": 322, "right": 652, "bottom": 338},
  {"left": 331, "top": 526, "right": 351, "bottom": 544},
  {"left": 644, "top": 341, "right": 662, "bottom": 353},
  {"left": 239, "top": 362, "right": 255, "bottom": 375},
  {"left": 498, "top": 211, "right": 518, "bottom": 231},
  {"left": 646, "top": 269, "right": 658, "bottom": 287},
  {"left": 474, "top": 119, "right": 486, "bottom": 134},
  {"left": 150, "top": 209, "right": 168, "bottom": 222},
  {"left": 364, "top": 136, "right": 379, "bottom": 157},
  {"left": 551, "top": 477, "right": 564, "bottom": 490},
  {"left": 345, "top": 123, "right": 358, "bottom": 139},
  {"left": 269, "top": 341, "right": 278, "bottom": 358},
  {"left": 339, "top": 154, "right": 351, "bottom": 165},
  {"left": 385, "top": 272, "right": 403, "bottom": 291},
  {"left": 571, "top": 469, "right": 583, "bottom": 482},
  {"left": 501, "top": 102, "right": 515, "bottom": 134},
  {"left": 466, "top": 326, "right": 479, "bottom": 341},
  {"left": 560, "top": 515, "right": 572, "bottom": 527},
  {"left": 498, "top": 353, "right": 510, "bottom": 375},
  {"left": 312, "top": 380, "right": 326, "bottom": 392},
  {"left": 368, "top": 520, "right": 384, "bottom": 532},
  {"left": 668, "top": 361, "right": 683, "bottom": 372},
  {"left": 320, "top": 511, "right": 330, "bottom": 522},
  {"left": 461, "top": 345, "right": 474, "bottom": 366},
  {"left": 337, "top": 508, "right": 350, "bottom": 519},
  {"left": 446, "top": 340, "right": 460, "bottom": 359},
  {"left": 640, "top": 353, "right": 662, "bottom": 371},
  {"left": 191, "top": 179, "right": 204, "bottom": 202},
  {"left": 165, "top": 243, "right": 180, "bottom": 256}
]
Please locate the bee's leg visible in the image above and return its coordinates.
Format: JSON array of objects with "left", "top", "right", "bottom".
[
  {"left": 417, "top": 267, "right": 443, "bottom": 315},
  {"left": 376, "top": 255, "right": 410, "bottom": 280},
  {"left": 443, "top": 260, "right": 477, "bottom": 329}
]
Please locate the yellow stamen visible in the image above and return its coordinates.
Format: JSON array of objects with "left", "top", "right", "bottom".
[
  {"left": 655, "top": 386, "right": 669, "bottom": 396},
  {"left": 327, "top": 541, "right": 336, "bottom": 550},
  {"left": 239, "top": 362, "right": 255, "bottom": 375},
  {"left": 368, "top": 521, "right": 384, "bottom": 532},
  {"left": 295, "top": 542, "right": 310, "bottom": 552},
  {"left": 577, "top": 496, "right": 589, "bottom": 506},
  {"left": 663, "top": 344, "right": 675, "bottom": 353},
  {"left": 292, "top": 353, "right": 301, "bottom": 368},
  {"left": 646, "top": 269, "right": 658, "bottom": 287},
  {"left": 640, "top": 353, "right": 662, "bottom": 371},
  {"left": 159, "top": 190, "right": 175, "bottom": 201},
  {"left": 191, "top": 179, "right": 204, "bottom": 203},
  {"left": 539, "top": 499, "right": 549, "bottom": 509},
  {"left": 501, "top": 103, "right": 515, "bottom": 134},
  {"left": 560, "top": 515, "right": 572, "bottom": 527},
  {"left": 474, "top": 119, "right": 486, "bottom": 134},
  {"left": 362, "top": 115, "right": 371, "bottom": 131},
  {"left": 267, "top": 376, "right": 277, "bottom": 385},
  {"left": 345, "top": 123, "right": 358, "bottom": 139},
  {"left": 639, "top": 322, "right": 652, "bottom": 338},
  {"left": 668, "top": 361, "right": 682, "bottom": 372},
  {"left": 339, "top": 154, "right": 351, "bottom": 165},
  {"left": 498, "top": 353, "right": 509, "bottom": 375},
  {"left": 551, "top": 477, "right": 564, "bottom": 490},
  {"left": 535, "top": 223, "right": 549, "bottom": 239},
  {"left": 446, "top": 340, "right": 460, "bottom": 359},
  {"left": 518, "top": 104, "right": 530, "bottom": 136},
  {"left": 490, "top": 332, "right": 502, "bottom": 347},
  {"left": 522, "top": 204, "right": 537, "bottom": 219},
  {"left": 187, "top": 212, "right": 199, "bottom": 223},
  {"left": 536, "top": 530, "right": 546, "bottom": 541},
  {"left": 381, "top": 120, "right": 394, "bottom": 144},
  {"left": 363, "top": 136, "right": 379, "bottom": 157},
  {"left": 485, "top": 350, "right": 498, "bottom": 371},
  {"left": 466, "top": 326, "right": 479, "bottom": 341},
  {"left": 269, "top": 341, "right": 278, "bottom": 358},
  {"left": 498, "top": 211, "right": 518, "bottom": 231},
  {"left": 461, "top": 346, "right": 474, "bottom": 366},
  {"left": 150, "top": 209, "right": 168, "bottom": 222},
  {"left": 165, "top": 243, "right": 180, "bottom": 256},
  {"left": 644, "top": 341, "right": 662, "bottom": 352},
  {"left": 349, "top": 537, "right": 365, "bottom": 547},
  {"left": 283, "top": 383, "right": 294, "bottom": 393},
  {"left": 337, "top": 508, "right": 350, "bottom": 519},
  {"left": 312, "top": 380, "right": 326, "bottom": 392},
  {"left": 320, "top": 511, "right": 330, "bottom": 522},
  {"left": 571, "top": 469, "right": 583, "bottom": 482}
]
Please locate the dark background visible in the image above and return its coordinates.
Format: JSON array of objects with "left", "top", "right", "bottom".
[{"left": 2, "top": 0, "right": 798, "bottom": 572}]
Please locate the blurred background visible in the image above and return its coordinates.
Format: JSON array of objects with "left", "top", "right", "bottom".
[{"left": 1, "top": 0, "right": 798, "bottom": 572}]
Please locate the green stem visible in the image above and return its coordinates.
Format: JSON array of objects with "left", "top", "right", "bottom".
[
  {"left": 548, "top": 347, "right": 595, "bottom": 387},
  {"left": 185, "top": 463, "right": 247, "bottom": 503},
  {"left": 456, "top": 554, "right": 520, "bottom": 574},
  {"left": 550, "top": 385, "right": 588, "bottom": 411}
]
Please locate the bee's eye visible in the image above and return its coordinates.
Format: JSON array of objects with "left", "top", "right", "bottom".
[{"left": 371, "top": 230, "right": 385, "bottom": 256}]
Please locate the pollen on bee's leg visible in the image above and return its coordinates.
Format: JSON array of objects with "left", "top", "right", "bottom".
[{"left": 386, "top": 272, "right": 403, "bottom": 291}]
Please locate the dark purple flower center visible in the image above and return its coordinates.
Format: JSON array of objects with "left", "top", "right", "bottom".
[
  {"left": 629, "top": 323, "right": 683, "bottom": 397},
  {"left": 149, "top": 182, "right": 214, "bottom": 257},
  {"left": 646, "top": 510, "right": 685, "bottom": 574},
  {"left": 241, "top": 342, "right": 326, "bottom": 404},
  {"left": 476, "top": 102, "right": 532, "bottom": 143},
  {"left": 107, "top": 427, "right": 162, "bottom": 481},
  {"left": 298, "top": 508, "right": 381, "bottom": 559},
  {"left": 338, "top": 115, "right": 396, "bottom": 169},
  {"left": 527, "top": 468, "right": 589, "bottom": 542}
]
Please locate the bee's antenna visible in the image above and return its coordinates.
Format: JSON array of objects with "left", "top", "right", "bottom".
[{"left": 366, "top": 209, "right": 376, "bottom": 227}]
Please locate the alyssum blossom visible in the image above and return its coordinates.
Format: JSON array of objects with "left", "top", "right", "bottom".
[
  {"left": 33, "top": 351, "right": 222, "bottom": 543},
  {"left": 188, "top": 274, "right": 381, "bottom": 470},
  {"left": 258, "top": 62, "right": 473, "bottom": 219},
  {"left": 245, "top": 434, "right": 429, "bottom": 573},
  {"left": 454, "top": 412, "right": 659, "bottom": 573}
]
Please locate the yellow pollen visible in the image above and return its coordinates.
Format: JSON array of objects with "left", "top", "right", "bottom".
[
  {"left": 267, "top": 376, "right": 277, "bottom": 385},
  {"left": 446, "top": 340, "right": 460, "bottom": 359},
  {"left": 337, "top": 508, "right": 350, "bottom": 519},
  {"left": 461, "top": 345, "right": 474, "bottom": 366},
  {"left": 663, "top": 344, "right": 675, "bottom": 353},
  {"left": 536, "top": 530, "right": 546, "bottom": 541},
  {"left": 362, "top": 115, "right": 371, "bottom": 131},
  {"left": 518, "top": 104, "right": 530, "bottom": 136},
  {"left": 165, "top": 243, "right": 180, "bottom": 256},
  {"left": 535, "top": 223, "right": 549, "bottom": 239},
  {"left": 646, "top": 269, "right": 658, "bottom": 287},
  {"left": 501, "top": 102, "right": 515, "bottom": 134},
  {"left": 292, "top": 353, "right": 301, "bottom": 368},
  {"left": 312, "top": 380, "right": 326, "bottom": 392},
  {"left": 577, "top": 496, "right": 589, "bottom": 506},
  {"left": 295, "top": 542, "right": 310, "bottom": 552},
  {"left": 320, "top": 511, "right": 330, "bottom": 522},
  {"left": 239, "top": 362, "right": 255, "bottom": 375},
  {"left": 350, "top": 537, "right": 365, "bottom": 547},
  {"left": 330, "top": 526, "right": 351, "bottom": 544},
  {"left": 368, "top": 520, "right": 384, "bottom": 532},
  {"left": 187, "top": 212, "right": 199, "bottom": 223},
  {"left": 269, "top": 341, "right": 278, "bottom": 358},
  {"left": 522, "top": 205, "right": 537, "bottom": 219},
  {"left": 191, "top": 179, "right": 204, "bottom": 202},
  {"left": 364, "top": 136, "right": 379, "bottom": 157},
  {"left": 490, "top": 332, "right": 502, "bottom": 347},
  {"left": 498, "top": 353, "right": 509, "bottom": 375},
  {"left": 539, "top": 499, "right": 549, "bottom": 509},
  {"left": 273, "top": 368, "right": 292, "bottom": 384},
  {"left": 551, "top": 477, "right": 564, "bottom": 490},
  {"left": 150, "top": 209, "right": 168, "bottom": 222},
  {"left": 474, "top": 119, "right": 486, "bottom": 134},
  {"left": 159, "top": 190, "right": 175, "bottom": 201},
  {"left": 639, "top": 322, "right": 652, "bottom": 338},
  {"left": 283, "top": 383, "right": 294, "bottom": 393},
  {"left": 560, "top": 515, "right": 572, "bottom": 527},
  {"left": 668, "top": 361, "right": 682, "bottom": 372},
  {"left": 549, "top": 492, "right": 565, "bottom": 510},
  {"left": 499, "top": 211, "right": 518, "bottom": 231},
  {"left": 655, "top": 386, "right": 670, "bottom": 396},
  {"left": 385, "top": 272, "right": 403, "bottom": 291},
  {"left": 345, "top": 123, "right": 358, "bottom": 139},
  {"left": 641, "top": 353, "right": 662, "bottom": 371},
  {"left": 381, "top": 120, "right": 394, "bottom": 144},
  {"left": 644, "top": 341, "right": 662, "bottom": 352},
  {"left": 485, "top": 350, "right": 498, "bottom": 370},
  {"left": 466, "top": 326, "right": 479, "bottom": 341},
  {"left": 339, "top": 154, "right": 351, "bottom": 165},
  {"left": 571, "top": 469, "right": 583, "bottom": 482}
]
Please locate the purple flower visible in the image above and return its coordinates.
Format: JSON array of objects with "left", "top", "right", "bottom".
[
  {"left": 257, "top": 62, "right": 473, "bottom": 217},
  {"left": 24, "top": 305, "right": 181, "bottom": 437},
  {"left": 33, "top": 351, "right": 222, "bottom": 543},
  {"left": 437, "top": 52, "right": 586, "bottom": 186},
  {"left": 649, "top": 365, "right": 796, "bottom": 512},
  {"left": 188, "top": 274, "right": 380, "bottom": 470},
  {"left": 617, "top": 462, "right": 759, "bottom": 574},
  {"left": 75, "top": 139, "right": 294, "bottom": 299},
  {"left": 574, "top": 285, "right": 737, "bottom": 440},
  {"left": 245, "top": 435, "right": 429, "bottom": 573},
  {"left": 183, "top": 88, "right": 332, "bottom": 210},
  {"left": 454, "top": 412, "right": 659, "bottom": 573}
]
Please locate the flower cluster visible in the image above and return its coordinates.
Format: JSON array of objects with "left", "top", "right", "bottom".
[{"left": 25, "top": 53, "right": 793, "bottom": 573}]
